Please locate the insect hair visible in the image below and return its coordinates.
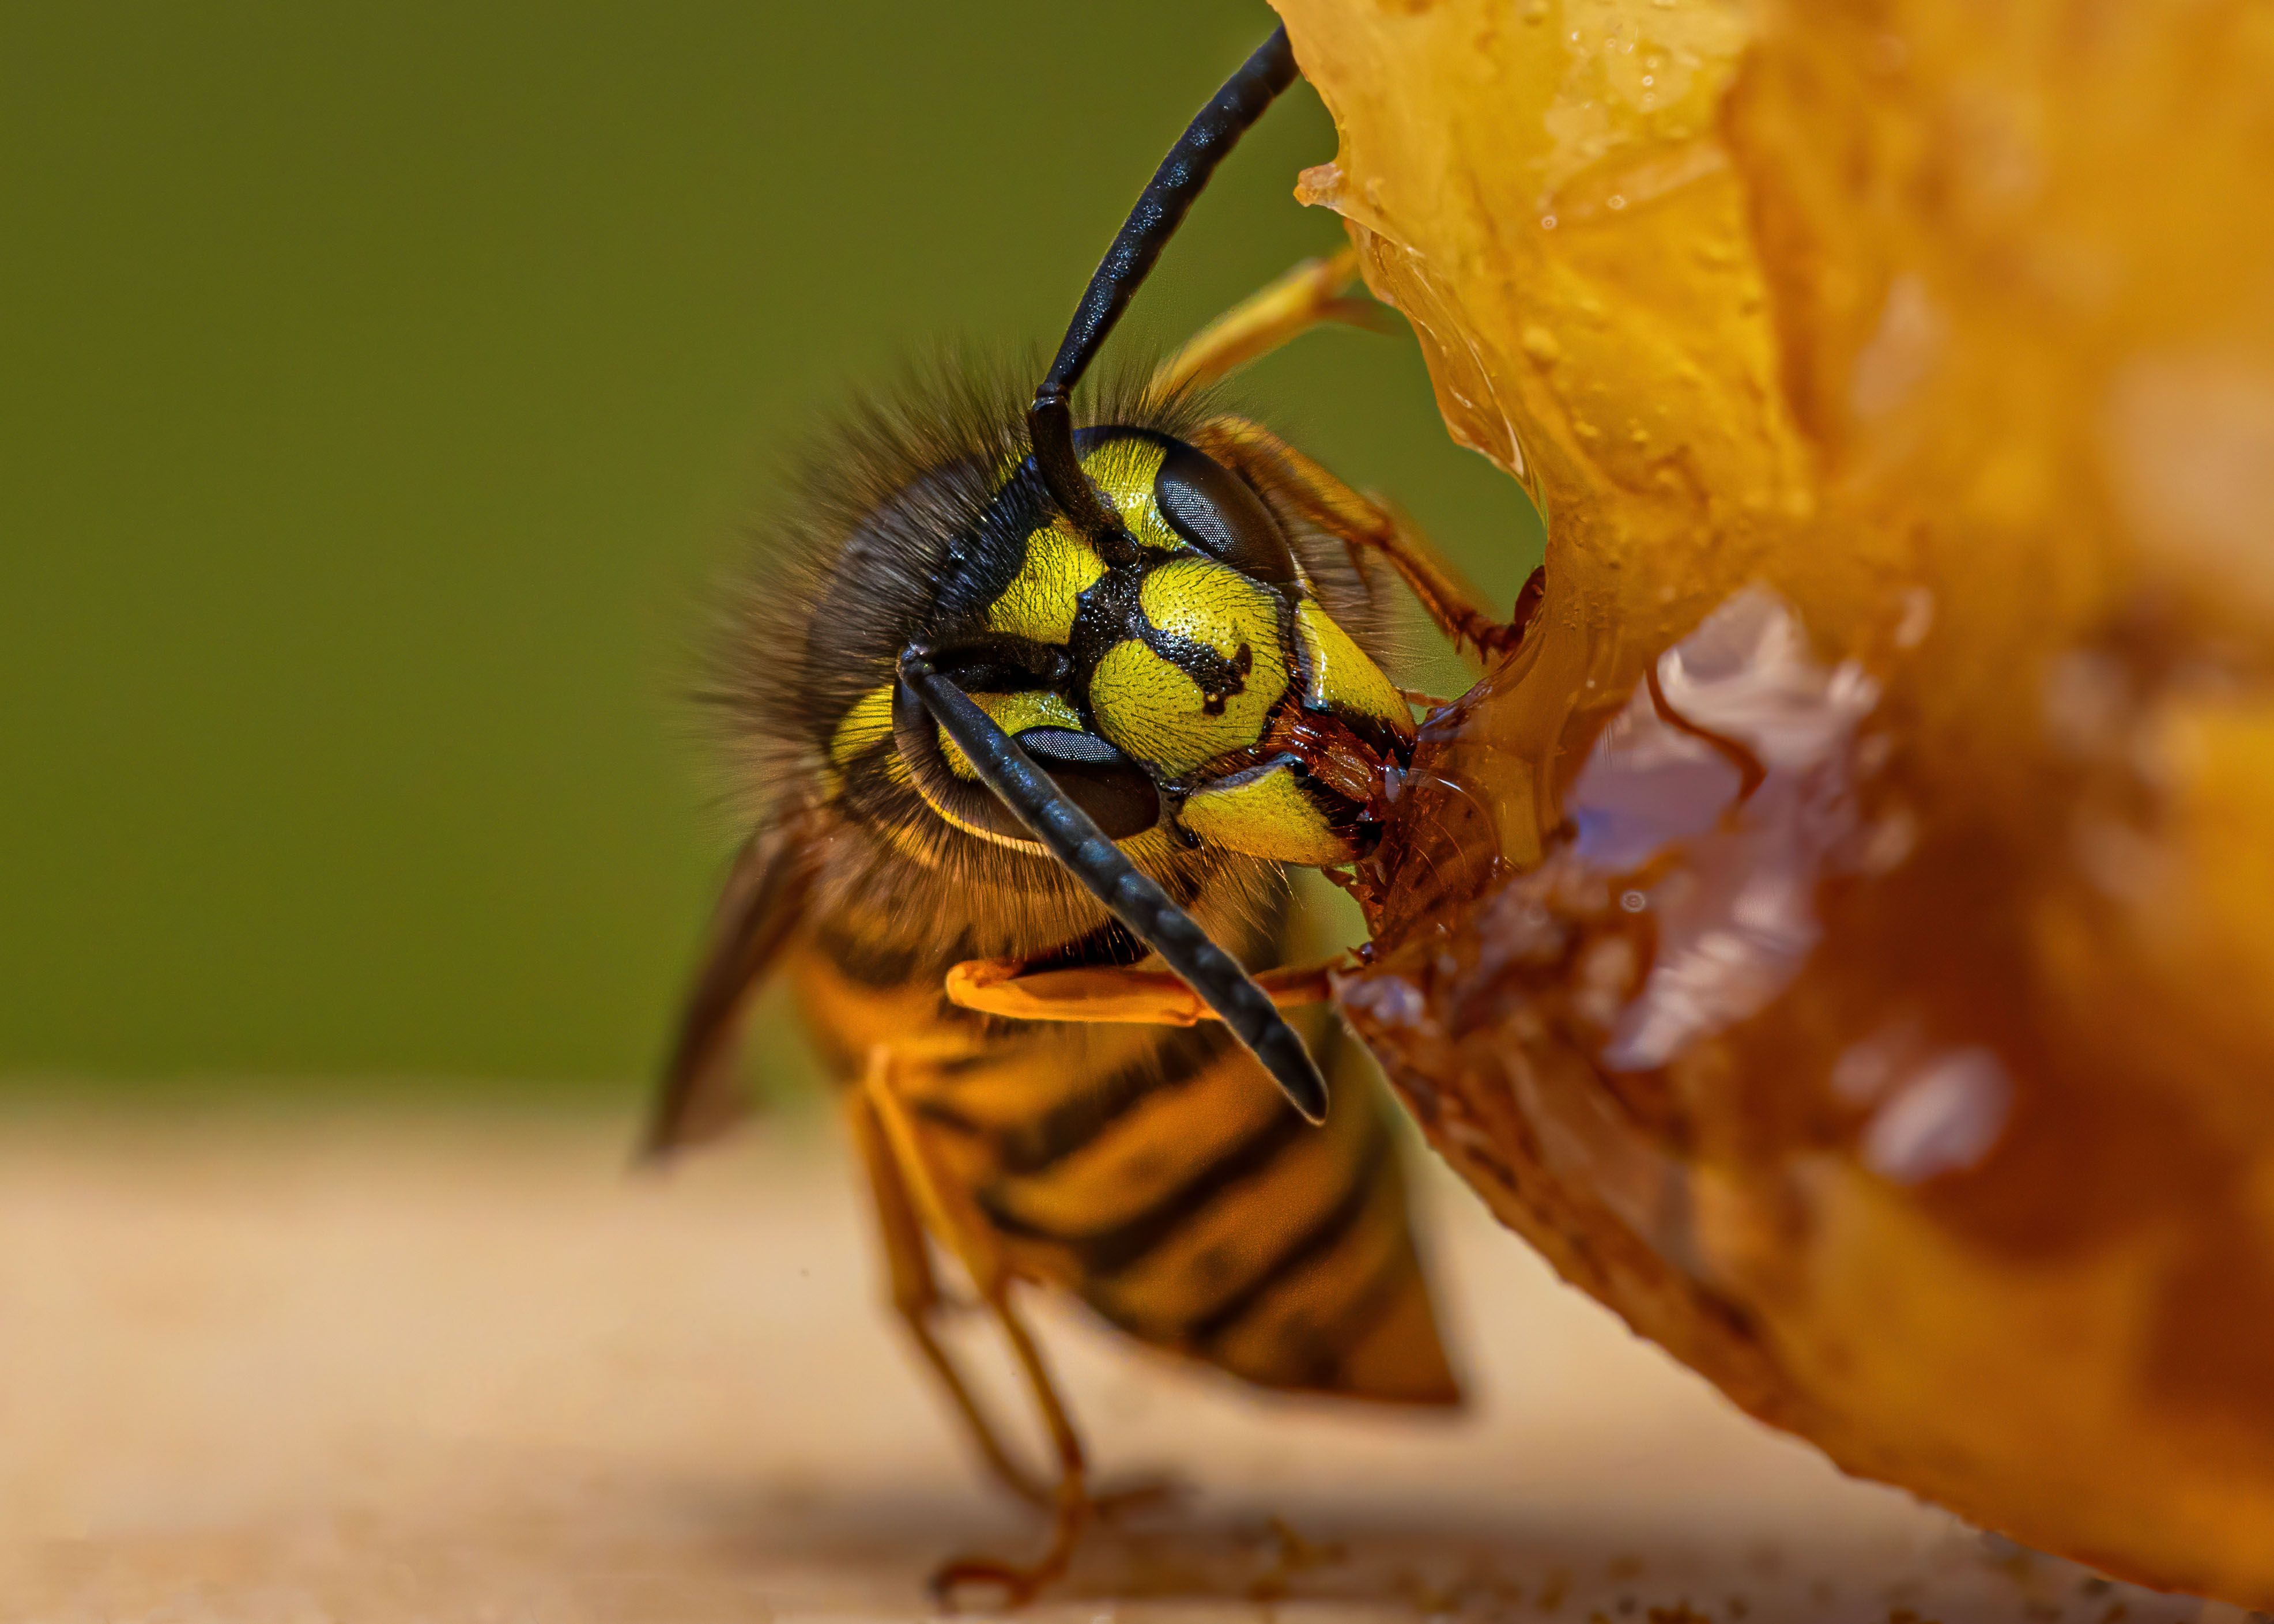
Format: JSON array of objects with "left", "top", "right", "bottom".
[{"left": 692, "top": 348, "right": 1394, "bottom": 968}]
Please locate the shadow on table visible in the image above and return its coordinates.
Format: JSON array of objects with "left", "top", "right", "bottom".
[{"left": 687, "top": 1478, "right": 2187, "bottom": 1623}]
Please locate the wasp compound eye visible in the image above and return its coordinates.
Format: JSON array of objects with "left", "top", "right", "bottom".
[
  {"left": 1015, "top": 726, "right": 1161, "bottom": 839},
  {"left": 1155, "top": 441, "right": 1298, "bottom": 587},
  {"left": 890, "top": 678, "right": 1161, "bottom": 846}
]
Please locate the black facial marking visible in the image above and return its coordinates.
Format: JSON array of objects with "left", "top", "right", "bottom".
[
  {"left": 1197, "top": 644, "right": 1252, "bottom": 715},
  {"left": 926, "top": 467, "right": 1053, "bottom": 629},
  {"left": 923, "top": 635, "right": 1070, "bottom": 694},
  {"left": 1069, "top": 565, "right": 1255, "bottom": 710}
]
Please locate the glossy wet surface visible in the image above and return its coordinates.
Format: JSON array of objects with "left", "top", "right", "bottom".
[
  {"left": 0, "top": 1108, "right": 2207, "bottom": 1622},
  {"left": 1283, "top": 0, "right": 2274, "bottom": 1597}
]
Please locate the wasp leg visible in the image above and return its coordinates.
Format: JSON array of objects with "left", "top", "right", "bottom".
[
  {"left": 1151, "top": 246, "right": 1383, "bottom": 397},
  {"left": 944, "top": 954, "right": 1343, "bottom": 1027},
  {"left": 844, "top": 1086, "right": 1051, "bottom": 1509},
  {"left": 929, "top": 1290, "right": 1092, "bottom": 1608},
  {"left": 1193, "top": 414, "right": 1533, "bottom": 663},
  {"left": 856, "top": 1047, "right": 1096, "bottom": 1606}
]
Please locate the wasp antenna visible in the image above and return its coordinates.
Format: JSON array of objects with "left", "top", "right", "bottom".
[
  {"left": 898, "top": 645, "right": 1329, "bottom": 1124},
  {"left": 1027, "top": 26, "right": 1300, "bottom": 560},
  {"left": 1026, "top": 394, "right": 1138, "bottom": 566}
]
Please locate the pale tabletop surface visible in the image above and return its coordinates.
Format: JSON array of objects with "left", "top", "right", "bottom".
[{"left": 0, "top": 1107, "right": 2225, "bottom": 1624}]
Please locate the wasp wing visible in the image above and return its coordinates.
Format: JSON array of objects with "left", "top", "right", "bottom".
[{"left": 639, "top": 809, "right": 815, "bottom": 1162}]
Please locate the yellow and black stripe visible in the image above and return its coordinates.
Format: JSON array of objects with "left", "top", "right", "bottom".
[{"left": 791, "top": 891, "right": 1456, "bottom": 1406}]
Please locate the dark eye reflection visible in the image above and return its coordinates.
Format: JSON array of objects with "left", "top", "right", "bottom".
[
  {"left": 1015, "top": 727, "right": 1160, "bottom": 838},
  {"left": 1155, "top": 441, "right": 1298, "bottom": 586},
  {"left": 892, "top": 679, "right": 1160, "bottom": 844}
]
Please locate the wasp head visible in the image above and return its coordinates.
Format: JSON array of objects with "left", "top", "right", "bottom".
[{"left": 871, "top": 429, "right": 1413, "bottom": 868}]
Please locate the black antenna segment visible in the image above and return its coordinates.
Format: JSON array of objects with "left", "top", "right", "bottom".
[
  {"left": 899, "top": 645, "right": 1329, "bottom": 1123},
  {"left": 1026, "top": 27, "right": 1300, "bottom": 559}
]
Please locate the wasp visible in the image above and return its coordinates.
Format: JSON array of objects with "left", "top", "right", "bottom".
[{"left": 644, "top": 27, "right": 1530, "bottom": 1603}]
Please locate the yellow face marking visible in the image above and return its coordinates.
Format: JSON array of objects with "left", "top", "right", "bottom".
[
  {"left": 829, "top": 684, "right": 897, "bottom": 766},
  {"left": 1078, "top": 436, "right": 1183, "bottom": 552},
  {"left": 1179, "top": 760, "right": 1355, "bottom": 866},
  {"left": 982, "top": 436, "right": 1190, "bottom": 644},
  {"left": 1087, "top": 558, "right": 1289, "bottom": 775},
  {"left": 1138, "top": 558, "right": 1289, "bottom": 676},
  {"left": 985, "top": 520, "right": 1104, "bottom": 644},
  {"left": 1295, "top": 599, "right": 1415, "bottom": 740},
  {"left": 1089, "top": 641, "right": 1212, "bottom": 775},
  {"left": 936, "top": 690, "right": 1084, "bottom": 780}
]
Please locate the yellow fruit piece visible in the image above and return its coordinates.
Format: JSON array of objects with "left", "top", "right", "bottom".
[{"left": 1280, "top": 0, "right": 2274, "bottom": 1603}]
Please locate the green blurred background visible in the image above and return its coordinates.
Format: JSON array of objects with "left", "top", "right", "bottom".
[{"left": 0, "top": 2, "right": 1541, "bottom": 1101}]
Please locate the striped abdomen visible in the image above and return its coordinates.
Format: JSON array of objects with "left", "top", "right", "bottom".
[{"left": 793, "top": 920, "right": 1459, "bottom": 1407}]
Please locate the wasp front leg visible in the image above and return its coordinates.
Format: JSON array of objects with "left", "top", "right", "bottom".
[
  {"left": 1193, "top": 414, "right": 1537, "bottom": 663},
  {"left": 1151, "top": 245, "right": 1383, "bottom": 397},
  {"left": 945, "top": 955, "right": 1343, "bottom": 1028}
]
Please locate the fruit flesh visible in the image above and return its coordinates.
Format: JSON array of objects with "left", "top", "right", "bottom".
[{"left": 1278, "top": 0, "right": 2274, "bottom": 1602}]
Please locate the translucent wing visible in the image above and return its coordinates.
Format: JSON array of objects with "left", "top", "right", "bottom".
[{"left": 640, "top": 809, "right": 814, "bottom": 1161}]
